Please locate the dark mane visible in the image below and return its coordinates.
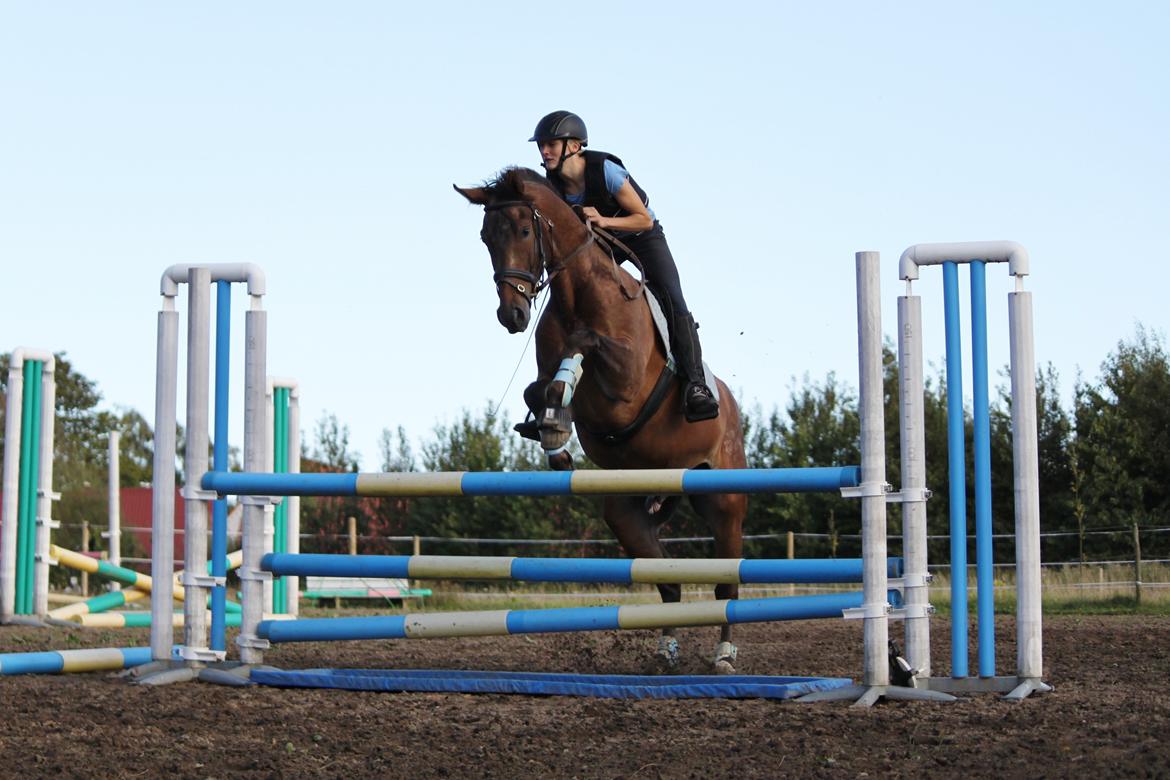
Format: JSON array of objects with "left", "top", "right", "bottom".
[{"left": 483, "top": 166, "right": 556, "bottom": 203}]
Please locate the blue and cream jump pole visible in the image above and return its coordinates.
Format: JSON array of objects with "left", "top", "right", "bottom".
[{"left": 1, "top": 347, "right": 58, "bottom": 623}]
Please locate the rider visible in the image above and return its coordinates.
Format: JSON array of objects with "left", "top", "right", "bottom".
[{"left": 528, "top": 110, "right": 719, "bottom": 423}]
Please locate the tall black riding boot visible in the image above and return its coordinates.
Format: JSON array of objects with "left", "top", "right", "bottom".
[{"left": 671, "top": 312, "right": 719, "bottom": 422}]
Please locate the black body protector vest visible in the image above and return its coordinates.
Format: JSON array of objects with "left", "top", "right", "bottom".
[{"left": 549, "top": 150, "right": 651, "bottom": 234}]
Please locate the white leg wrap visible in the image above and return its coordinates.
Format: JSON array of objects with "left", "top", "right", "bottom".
[
  {"left": 553, "top": 353, "right": 584, "bottom": 407},
  {"left": 712, "top": 641, "right": 737, "bottom": 675},
  {"left": 656, "top": 636, "right": 680, "bottom": 667}
]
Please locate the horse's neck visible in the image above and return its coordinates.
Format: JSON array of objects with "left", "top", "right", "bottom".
[{"left": 548, "top": 242, "right": 631, "bottom": 331}]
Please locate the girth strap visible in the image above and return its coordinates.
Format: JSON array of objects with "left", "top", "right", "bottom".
[{"left": 584, "top": 363, "right": 676, "bottom": 446}]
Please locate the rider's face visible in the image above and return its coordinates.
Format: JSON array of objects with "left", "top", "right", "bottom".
[{"left": 539, "top": 140, "right": 565, "bottom": 170}]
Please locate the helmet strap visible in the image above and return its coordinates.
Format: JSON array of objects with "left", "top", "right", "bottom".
[{"left": 558, "top": 142, "right": 582, "bottom": 169}]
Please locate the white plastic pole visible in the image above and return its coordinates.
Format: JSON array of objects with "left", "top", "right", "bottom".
[
  {"left": 150, "top": 300, "right": 180, "bottom": 661},
  {"left": 1, "top": 356, "right": 26, "bottom": 622},
  {"left": 181, "top": 267, "right": 212, "bottom": 659},
  {"left": 106, "top": 431, "right": 122, "bottom": 581},
  {"left": 898, "top": 292, "right": 931, "bottom": 677},
  {"left": 856, "top": 251, "right": 890, "bottom": 688},
  {"left": 899, "top": 241, "right": 1029, "bottom": 281},
  {"left": 1009, "top": 287, "right": 1044, "bottom": 683},
  {"left": 238, "top": 297, "right": 269, "bottom": 664}
]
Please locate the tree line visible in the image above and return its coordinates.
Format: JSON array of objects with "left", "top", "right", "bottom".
[{"left": 2, "top": 326, "right": 1167, "bottom": 569}]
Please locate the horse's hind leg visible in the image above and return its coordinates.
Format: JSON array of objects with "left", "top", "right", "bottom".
[
  {"left": 603, "top": 495, "right": 682, "bottom": 668},
  {"left": 689, "top": 490, "right": 747, "bottom": 673}
]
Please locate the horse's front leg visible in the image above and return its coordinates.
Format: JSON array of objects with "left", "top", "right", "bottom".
[{"left": 537, "top": 352, "right": 584, "bottom": 471}]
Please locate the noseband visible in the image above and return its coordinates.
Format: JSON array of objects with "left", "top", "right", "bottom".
[{"left": 486, "top": 200, "right": 593, "bottom": 304}]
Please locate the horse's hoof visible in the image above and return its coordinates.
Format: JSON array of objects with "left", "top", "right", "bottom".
[
  {"left": 712, "top": 641, "right": 737, "bottom": 675},
  {"left": 656, "top": 636, "right": 680, "bottom": 669},
  {"left": 547, "top": 451, "right": 574, "bottom": 471}
]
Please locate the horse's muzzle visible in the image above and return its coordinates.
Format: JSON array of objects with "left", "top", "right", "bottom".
[{"left": 498, "top": 300, "right": 530, "bottom": 333}]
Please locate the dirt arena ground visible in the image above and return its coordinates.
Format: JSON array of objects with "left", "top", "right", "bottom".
[{"left": 1, "top": 614, "right": 1167, "bottom": 779}]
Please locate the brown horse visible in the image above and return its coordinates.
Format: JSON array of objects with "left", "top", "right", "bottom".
[{"left": 456, "top": 167, "right": 748, "bottom": 672}]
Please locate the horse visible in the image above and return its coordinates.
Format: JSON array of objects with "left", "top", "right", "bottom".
[{"left": 456, "top": 167, "right": 749, "bottom": 673}]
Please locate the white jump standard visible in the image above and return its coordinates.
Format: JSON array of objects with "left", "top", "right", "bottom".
[{"left": 146, "top": 246, "right": 1049, "bottom": 703}]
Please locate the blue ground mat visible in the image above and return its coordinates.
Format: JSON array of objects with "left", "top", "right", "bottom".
[{"left": 250, "top": 668, "right": 853, "bottom": 700}]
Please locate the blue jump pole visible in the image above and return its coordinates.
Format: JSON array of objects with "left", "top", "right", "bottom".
[
  {"left": 262, "top": 552, "right": 904, "bottom": 584},
  {"left": 257, "top": 590, "right": 902, "bottom": 644},
  {"left": 942, "top": 261, "right": 969, "bottom": 679},
  {"left": 969, "top": 261, "right": 996, "bottom": 678},
  {"left": 203, "top": 466, "right": 862, "bottom": 498},
  {"left": 210, "top": 281, "right": 231, "bottom": 653}
]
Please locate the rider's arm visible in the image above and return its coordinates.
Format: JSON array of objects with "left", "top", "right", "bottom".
[{"left": 582, "top": 179, "right": 654, "bottom": 232}]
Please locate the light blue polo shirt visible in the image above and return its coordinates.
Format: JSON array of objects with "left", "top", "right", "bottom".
[{"left": 564, "top": 160, "right": 657, "bottom": 222}]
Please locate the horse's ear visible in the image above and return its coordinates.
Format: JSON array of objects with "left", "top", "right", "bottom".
[{"left": 454, "top": 184, "right": 490, "bottom": 205}]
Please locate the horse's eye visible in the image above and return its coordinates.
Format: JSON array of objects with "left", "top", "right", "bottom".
[{"left": 521, "top": 227, "right": 531, "bottom": 238}]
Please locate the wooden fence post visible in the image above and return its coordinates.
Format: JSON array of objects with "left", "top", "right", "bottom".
[
  {"left": 1133, "top": 521, "right": 1142, "bottom": 607},
  {"left": 787, "top": 531, "right": 795, "bottom": 596},
  {"left": 80, "top": 521, "right": 90, "bottom": 595}
]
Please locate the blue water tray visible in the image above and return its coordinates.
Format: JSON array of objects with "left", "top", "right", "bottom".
[{"left": 250, "top": 668, "right": 853, "bottom": 700}]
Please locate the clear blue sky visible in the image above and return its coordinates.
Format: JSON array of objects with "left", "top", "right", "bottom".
[{"left": 2, "top": 2, "right": 1167, "bottom": 470}]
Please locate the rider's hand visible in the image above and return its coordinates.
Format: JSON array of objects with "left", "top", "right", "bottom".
[{"left": 580, "top": 206, "right": 604, "bottom": 227}]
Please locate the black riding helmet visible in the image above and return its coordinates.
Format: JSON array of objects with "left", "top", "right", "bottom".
[{"left": 529, "top": 110, "right": 588, "bottom": 145}]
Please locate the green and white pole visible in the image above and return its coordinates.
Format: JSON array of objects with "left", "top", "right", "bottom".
[
  {"left": 1, "top": 348, "right": 57, "bottom": 622},
  {"left": 267, "top": 377, "right": 300, "bottom": 617}
]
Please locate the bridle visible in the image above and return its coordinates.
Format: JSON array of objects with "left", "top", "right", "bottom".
[{"left": 486, "top": 200, "right": 594, "bottom": 304}]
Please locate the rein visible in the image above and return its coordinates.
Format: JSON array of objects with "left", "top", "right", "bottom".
[
  {"left": 486, "top": 199, "right": 646, "bottom": 303},
  {"left": 587, "top": 223, "right": 647, "bottom": 302}
]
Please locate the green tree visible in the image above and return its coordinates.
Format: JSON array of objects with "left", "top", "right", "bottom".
[
  {"left": 1073, "top": 327, "right": 1170, "bottom": 540},
  {"left": 743, "top": 372, "right": 860, "bottom": 557}
]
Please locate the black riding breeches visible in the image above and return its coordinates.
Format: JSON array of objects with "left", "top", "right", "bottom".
[{"left": 611, "top": 222, "right": 689, "bottom": 319}]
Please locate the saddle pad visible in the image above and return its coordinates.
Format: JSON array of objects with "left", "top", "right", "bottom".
[{"left": 644, "top": 290, "right": 720, "bottom": 403}]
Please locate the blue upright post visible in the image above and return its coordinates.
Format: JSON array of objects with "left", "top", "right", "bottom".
[
  {"left": 210, "top": 281, "right": 231, "bottom": 652},
  {"left": 969, "top": 261, "right": 995, "bottom": 677},
  {"left": 942, "top": 261, "right": 968, "bottom": 678}
]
